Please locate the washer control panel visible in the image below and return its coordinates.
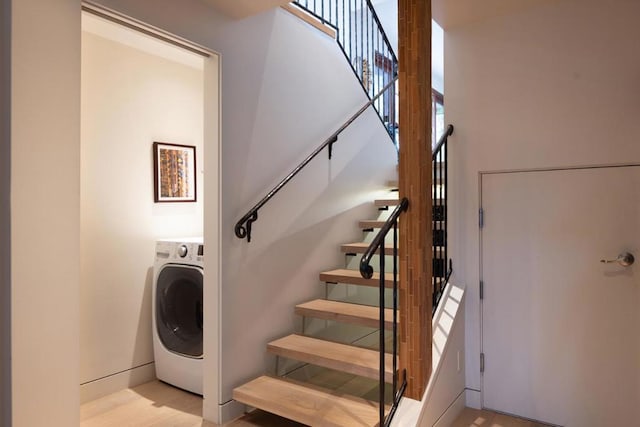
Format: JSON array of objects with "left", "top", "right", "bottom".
[{"left": 155, "top": 240, "right": 204, "bottom": 264}]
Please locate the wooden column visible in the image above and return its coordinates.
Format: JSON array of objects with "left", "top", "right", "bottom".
[{"left": 398, "top": 0, "right": 432, "bottom": 399}]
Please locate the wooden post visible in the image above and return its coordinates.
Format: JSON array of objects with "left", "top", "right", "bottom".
[{"left": 398, "top": 0, "right": 432, "bottom": 400}]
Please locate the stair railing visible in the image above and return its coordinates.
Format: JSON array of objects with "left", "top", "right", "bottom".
[
  {"left": 432, "top": 124, "right": 454, "bottom": 312},
  {"left": 359, "top": 197, "right": 408, "bottom": 427},
  {"left": 358, "top": 123, "right": 454, "bottom": 425},
  {"left": 234, "top": 77, "right": 397, "bottom": 242},
  {"left": 292, "top": 0, "right": 398, "bottom": 148}
]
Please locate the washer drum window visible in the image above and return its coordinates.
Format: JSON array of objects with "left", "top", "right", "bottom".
[{"left": 156, "top": 265, "right": 203, "bottom": 358}]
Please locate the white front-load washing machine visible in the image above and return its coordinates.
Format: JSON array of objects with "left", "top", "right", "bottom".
[{"left": 152, "top": 238, "right": 203, "bottom": 395}]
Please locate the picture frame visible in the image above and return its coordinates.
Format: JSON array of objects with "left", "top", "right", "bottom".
[{"left": 153, "top": 142, "right": 197, "bottom": 203}]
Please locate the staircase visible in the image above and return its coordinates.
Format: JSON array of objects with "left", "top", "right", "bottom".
[
  {"left": 232, "top": 177, "right": 454, "bottom": 424},
  {"left": 234, "top": 188, "right": 407, "bottom": 426}
]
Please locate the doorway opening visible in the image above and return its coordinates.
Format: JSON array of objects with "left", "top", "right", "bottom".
[{"left": 79, "top": 6, "right": 219, "bottom": 417}]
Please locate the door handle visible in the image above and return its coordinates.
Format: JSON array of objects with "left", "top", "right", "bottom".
[{"left": 600, "top": 252, "right": 635, "bottom": 267}]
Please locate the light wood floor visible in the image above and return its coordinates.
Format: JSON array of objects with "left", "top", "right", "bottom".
[
  {"left": 80, "top": 380, "right": 303, "bottom": 427},
  {"left": 80, "top": 380, "right": 548, "bottom": 427},
  {"left": 451, "top": 407, "right": 551, "bottom": 427}
]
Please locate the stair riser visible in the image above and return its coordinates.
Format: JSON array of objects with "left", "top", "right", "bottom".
[
  {"left": 267, "top": 335, "right": 395, "bottom": 384},
  {"left": 283, "top": 365, "right": 393, "bottom": 403},
  {"left": 341, "top": 246, "right": 446, "bottom": 258},
  {"left": 295, "top": 307, "right": 394, "bottom": 330},
  {"left": 268, "top": 345, "right": 394, "bottom": 384}
]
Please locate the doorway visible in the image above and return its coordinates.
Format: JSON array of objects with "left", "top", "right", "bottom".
[
  {"left": 79, "top": 6, "right": 220, "bottom": 415},
  {"left": 480, "top": 165, "right": 640, "bottom": 426}
]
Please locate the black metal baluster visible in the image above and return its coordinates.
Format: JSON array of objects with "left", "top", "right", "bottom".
[
  {"left": 392, "top": 221, "right": 398, "bottom": 401},
  {"left": 438, "top": 149, "right": 443, "bottom": 298},
  {"left": 372, "top": 11, "right": 376, "bottom": 101},
  {"left": 349, "top": 0, "right": 352, "bottom": 61},
  {"left": 379, "top": 237, "right": 386, "bottom": 426},
  {"left": 365, "top": 6, "right": 369, "bottom": 96},
  {"left": 444, "top": 135, "right": 448, "bottom": 279},
  {"left": 323, "top": 0, "right": 327, "bottom": 24},
  {"left": 385, "top": 47, "right": 389, "bottom": 126},
  {"left": 370, "top": 9, "right": 375, "bottom": 99},
  {"left": 360, "top": 0, "right": 364, "bottom": 85},
  {"left": 433, "top": 150, "right": 442, "bottom": 307},
  {"left": 377, "top": 32, "right": 381, "bottom": 115},
  {"left": 432, "top": 151, "right": 442, "bottom": 306},
  {"left": 342, "top": 0, "right": 344, "bottom": 52}
]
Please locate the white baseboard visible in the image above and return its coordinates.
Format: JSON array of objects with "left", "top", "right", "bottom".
[
  {"left": 465, "top": 389, "right": 481, "bottom": 409},
  {"left": 433, "top": 390, "right": 466, "bottom": 427},
  {"left": 219, "top": 399, "right": 247, "bottom": 424},
  {"left": 80, "top": 362, "right": 156, "bottom": 403}
]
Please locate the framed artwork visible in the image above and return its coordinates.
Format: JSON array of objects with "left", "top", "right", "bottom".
[{"left": 153, "top": 142, "right": 197, "bottom": 203}]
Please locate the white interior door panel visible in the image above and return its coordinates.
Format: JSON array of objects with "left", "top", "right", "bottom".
[{"left": 481, "top": 166, "right": 640, "bottom": 426}]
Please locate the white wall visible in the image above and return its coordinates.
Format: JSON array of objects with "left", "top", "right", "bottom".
[
  {"left": 418, "top": 284, "right": 466, "bottom": 426},
  {"left": 445, "top": 0, "right": 640, "bottom": 401},
  {"left": 80, "top": 26, "right": 204, "bottom": 400},
  {"left": 0, "top": 0, "right": 10, "bottom": 424},
  {"left": 10, "top": 0, "right": 80, "bottom": 425}
]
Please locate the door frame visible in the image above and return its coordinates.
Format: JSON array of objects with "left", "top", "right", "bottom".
[
  {"left": 478, "top": 161, "right": 640, "bottom": 411},
  {"left": 80, "top": 1, "right": 223, "bottom": 423}
]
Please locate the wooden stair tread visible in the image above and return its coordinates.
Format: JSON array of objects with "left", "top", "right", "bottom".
[
  {"left": 359, "top": 219, "right": 445, "bottom": 229},
  {"left": 341, "top": 242, "right": 395, "bottom": 255},
  {"left": 233, "top": 376, "right": 384, "bottom": 427},
  {"left": 387, "top": 179, "right": 443, "bottom": 188},
  {"left": 295, "top": 299, "right": 396, "bottom": 329},
  {"left": 320, "top": 268, "right": 394, "bottom": 287},
  {"left": 374, "top": 198, "right": 444, "bottom": 207},
  {"left": 374, "top": 198, "right": 400, "bottom": 207},
  {"left": 341, "top": 242, "right": 445, "bottom": 258},
  {"left": 268, "top": 334, "right": 394, "bottom": 383},
  {"left": 280, "top": 5, "right": 337, "bottom": 39}
]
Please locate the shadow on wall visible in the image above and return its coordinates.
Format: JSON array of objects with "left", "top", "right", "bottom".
[{"left": 131, "top": 267, "right": 155, "bottom": 375}]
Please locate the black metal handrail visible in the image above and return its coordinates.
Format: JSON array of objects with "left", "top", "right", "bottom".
[
  {"left": 432, "top": 124, "right": 454, "bottom": 159},
  {"left": 292, "top": 0, "right": 399, "bottom": 147},
  {"left": 432, "top": 124, "right": 453, "bottom": 310},
  {"left": 359, "top": 197, "right": 408, "bottom": 427},
  {"left": 234, "top": 77, "right": 397, "bottom": 242}
]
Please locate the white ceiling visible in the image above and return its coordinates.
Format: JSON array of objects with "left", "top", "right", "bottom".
[
  {"left": 432, "top": 0, "right": 561, "bottom": 29},
  {"left": 82, "top": 11, "right": 204, "bottom": 70},
  {"left": 201, "top": 0, "right": 292, "bottom": 19}
]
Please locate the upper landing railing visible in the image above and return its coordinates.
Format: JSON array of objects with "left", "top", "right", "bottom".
[{"left": 292, "top": 0, "right": 398, "bottom": 148}]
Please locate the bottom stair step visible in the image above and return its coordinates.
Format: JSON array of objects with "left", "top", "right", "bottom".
[{"left": 233, "top": 376, "right": 387, "bottom": 427}]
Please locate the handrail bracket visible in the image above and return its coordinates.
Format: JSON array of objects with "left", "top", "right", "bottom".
[{"left": 328, "top": 135, "right": 338, "bottom": 160}]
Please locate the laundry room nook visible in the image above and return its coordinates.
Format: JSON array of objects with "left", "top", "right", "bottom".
[{"left": 79, "top": 6, "right": 217, "bottom": 407}]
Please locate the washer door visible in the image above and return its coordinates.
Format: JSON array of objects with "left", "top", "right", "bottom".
[{"left": 156, "top": 265, "right": 203, "bottom": 358}]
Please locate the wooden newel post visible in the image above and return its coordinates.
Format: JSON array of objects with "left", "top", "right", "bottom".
[{"left": 398, "top": 0, "right": 433, "bottom": 400}]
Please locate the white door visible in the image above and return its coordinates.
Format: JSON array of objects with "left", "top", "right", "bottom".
[{"left": 481, "top": 166, "right": 640, "bottom": 426}]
